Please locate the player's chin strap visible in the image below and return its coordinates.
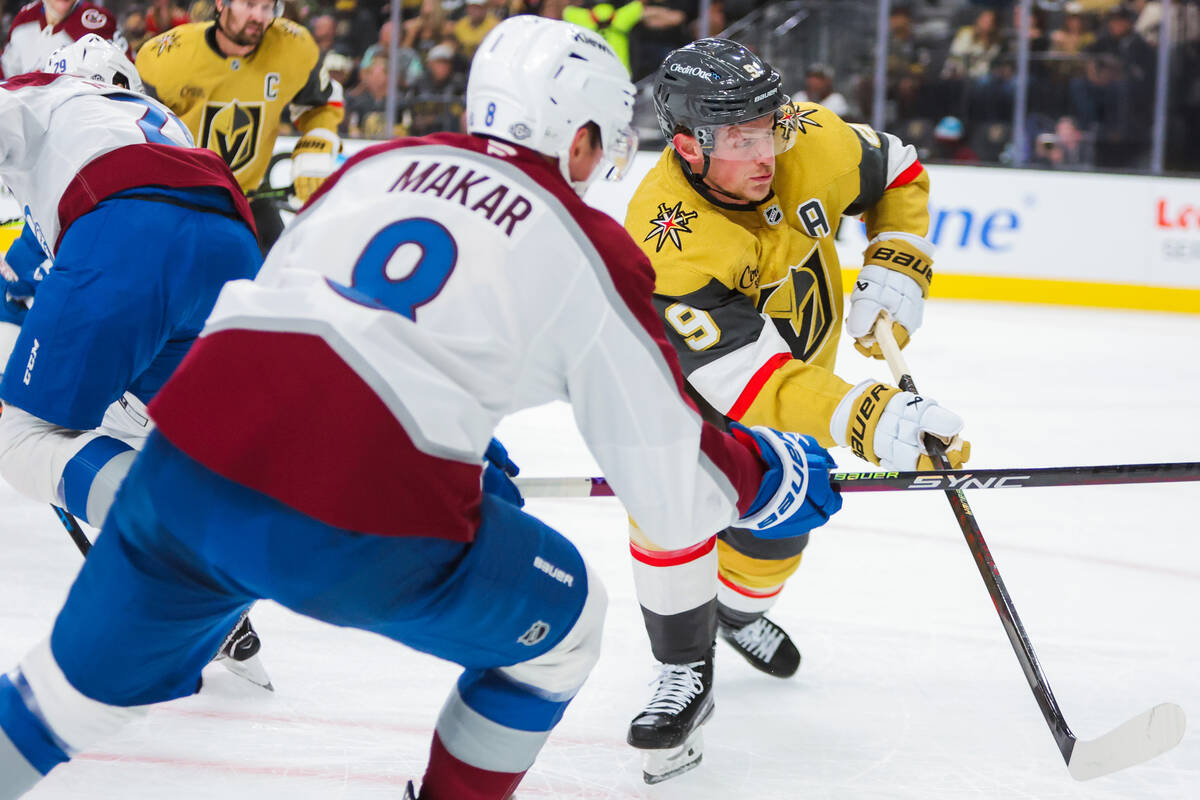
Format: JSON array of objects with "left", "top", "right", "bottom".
[{"left": 673, "top": 150, "right": 760, "bottom": 209}]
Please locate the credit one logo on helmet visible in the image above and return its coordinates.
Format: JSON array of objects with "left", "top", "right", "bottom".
[{"left": 669, "top": 63, "right": 720, "bottom": 82}]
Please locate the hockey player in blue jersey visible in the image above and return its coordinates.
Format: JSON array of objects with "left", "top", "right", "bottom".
[
  {"left": 0, "top": 16, "right": 845, "bottom": 800},
  {"left": 0, "top": 35, "right": 268, "bottom": 682}
]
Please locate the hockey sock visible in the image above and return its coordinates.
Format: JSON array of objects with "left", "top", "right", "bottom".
[
  {"left": 0, "top": 673, "right": 67, "bottom": 790},
  {"left": 420, "top": 732, "right": 525, "bottom": 800},
  {"left": 59, "top": 435, "right": 135, "bottom": 526}
]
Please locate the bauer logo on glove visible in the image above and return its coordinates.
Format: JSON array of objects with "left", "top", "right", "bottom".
[
  {"left": 846, "top": 235, "right": 934, "bottom": 360},
  {"left": 833, "top": 379, "right": 971, "bottom": 471},
  {"left": 290, "top": 128, "right": 341, "bottom": 204}
]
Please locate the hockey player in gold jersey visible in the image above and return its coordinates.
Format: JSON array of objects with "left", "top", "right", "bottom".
[
  {"left": 623, "top": 39, "right": 970, "bottom": 783},
  {"left": 136, "top": 0, "right": 344, "bottom": 252}
]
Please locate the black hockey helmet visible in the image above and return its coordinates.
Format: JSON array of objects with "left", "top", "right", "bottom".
[{"left": 653, "top": 38, "right": 789, "bottom": 152}]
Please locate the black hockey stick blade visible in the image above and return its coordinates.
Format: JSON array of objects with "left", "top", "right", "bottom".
[
  {"left": 1065, "top": 703, "right": 1186, "bottom": 780},
  {"left": 52, "top": 505, "right": 92, "bottom": 556}
]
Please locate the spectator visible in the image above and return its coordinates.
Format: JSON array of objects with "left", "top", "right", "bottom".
[
  {"left": 562, "top": 0, "right": 642, "bottom": 73},
  {"left": 485, "top": 0, "right": 523, "bottom": 19},
  {"left": 452, "top": 0, "right": 498, "bottom": 58},
  {"left": 1133, "top": 0, "right": 1200, "bottom": 46},
  {"left": 1051, "top": 9, "right": 1097, "bottom": 57},
  {"left": 930, "top": 115, "right": 979, "bottom": 163},
  {"left": 310, "top": 12, "right": 336, "bottom": 55},
  {"left": 188, "top": 0, "right": 214, "bottom": 22},
  {"left": 795, "top": 62, "right": 850, "bottom": 118},
  {"left": 144, "top": 0, "right": 190, "bottom": 36},
  {"left": 408, "top": 41, "right": 465, "bottom": 135},
  {"left": 1032, "top": 115, "right": 1094, "bottom": 167},
  {"left": 342, "top": 55, "right": 406, "bottom": 139},
  {"left": 943, "top": 8, "right": 1002, "bottom": 80},
  {"left": 1069, "top": 6, "right": 1155, "bottom": 167},
  {"left": 887, "top": 3, "right": 933, "bottom": 81},
  {"left": 537, "top": 0, "right": 569, "bottom": 19},
  {"left": 404, "top": 0, "right": 454, "bottom": 56},
  {"left": 363, "top": 20, "right": 425, "bottom": 87},
  {"left": 123, "top": 9, "right": 150, "bottom": 55},
  {"left": 630, "top": 0, "right": 697, "bottom": 81}
]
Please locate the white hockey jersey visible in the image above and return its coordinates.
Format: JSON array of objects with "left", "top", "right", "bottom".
[
  {"left": 149, "top": 133, "right": 767, "bottom": 548},
  {"left": 0, "top": 1, "right": 129, "bottom": 79},
  {"left": 0, "top": 72, "right": 252, "bottom": 259}
]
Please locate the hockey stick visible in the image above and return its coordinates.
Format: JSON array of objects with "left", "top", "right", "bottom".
[
  {"left": 246, "top": 184, "right": 295, "bottom": 202},
  {"left": 52, "top": 505, "right": 91, "bottom": 555},
  {"left": 513, "top": 461, "right": 1200, "bottom": 498},
  {"left": 871, "top": 313, "right": 1185, "bottom": 780}
]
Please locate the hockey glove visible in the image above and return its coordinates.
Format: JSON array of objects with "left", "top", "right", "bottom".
[
  {"left": 0, "top": 251, "right": 35, "bottom": 327},
  {"left": 833, "top": 380, "right": 970, "bottom": 471},
  {"left": 846, "top": 237, "right": 933, "bottom": 359},
  {"left": 482, "top": 437, "right": 524, "bottom": 508},
  {"left": 732, "top": 422, "right": 842, "bottom": 539},
  {"left": 290, "top": 128, "right": 341, "bottom": 204}
]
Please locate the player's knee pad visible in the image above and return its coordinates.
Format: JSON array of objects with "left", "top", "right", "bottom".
[
  {"left": 499, "top": 559, "right": 607, "bottom": 697},
  {"left": 13, "top": 638, "right": 148, "bottom": 756}
]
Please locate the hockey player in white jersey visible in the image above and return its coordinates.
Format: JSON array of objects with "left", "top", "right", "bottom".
[
  {"left": 0, "top": 0, "right": 131, "bottom": 78},
  {"left": 0, "top": 16, "right": 843, "bottom": 800},
  {"left": 0, "top": 36, "right": 268, "bottom": 682}
]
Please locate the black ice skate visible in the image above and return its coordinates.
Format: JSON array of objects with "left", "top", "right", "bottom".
[
  {"left": 627, "top": 648, "right": 714, "bottom": 784},
  {"left": 719, "top": 615, "right": 800, "bottom": 678},
  {"left": 214, "top": 612, "right": 274, "bottom": 691},
  {"left": 402, "top": 780, "right": 418, "bottom": 799}
]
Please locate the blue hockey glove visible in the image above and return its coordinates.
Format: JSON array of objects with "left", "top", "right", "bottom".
[
  {"left": 0, "top": 293, "right": 27, "bottom": 326},
  {"left": 2, "top": 225, "right": 49, "bottom": 299},
  {"left": 482, "top": 437, "right": 524, "bottom": 507},
  {"left": 732, "top": 422, "right": 842, "bottom": 539}
]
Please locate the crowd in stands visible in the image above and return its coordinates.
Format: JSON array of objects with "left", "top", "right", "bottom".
[
  {"left": 2, "top": 0, "right": 1198, "bottom": 172},
  {"left": 862, "top": 0, "right": 1200, "bottom": 171}
]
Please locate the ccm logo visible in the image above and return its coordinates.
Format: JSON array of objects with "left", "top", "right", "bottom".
[{"left": 23, "top": 338, "right": 39, "bottom": 385}]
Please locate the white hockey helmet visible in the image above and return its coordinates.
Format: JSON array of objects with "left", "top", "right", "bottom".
[
  {"left": 466, "top": 16, "right": 637, "bottom": 195},
  {"left": 44, "top": 34, "right": 143, "bottom": 94}
]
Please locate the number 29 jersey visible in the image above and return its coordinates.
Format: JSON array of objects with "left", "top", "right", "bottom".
[
  {"left": 148, "top": 132, "right": 767, "bottom": 548},
  {"left": 0, "top": 72, "right": 251, "bottom": 258}
]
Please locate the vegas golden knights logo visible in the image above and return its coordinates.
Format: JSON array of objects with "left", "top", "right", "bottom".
[
  {"left": 199, "top": 101, "right": 263, "bottom": 173},
  {"left": 756, "top": 245, "right": 834, "bottom": 360}
]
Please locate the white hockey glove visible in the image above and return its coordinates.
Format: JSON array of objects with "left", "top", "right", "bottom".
[
  {"left": 291, "top": 128, "right": 341, "bottom": 204},
  {"left": 731, "top": 423, "right": 842, "bottom": 538},
  {"left": 846, "top": 235, "right": 933, "bottom": 359},
  {"left": 831, "top": 380, "right": 970, "bottom": 470}
]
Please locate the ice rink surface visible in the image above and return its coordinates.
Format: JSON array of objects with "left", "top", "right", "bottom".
[{"left": 2, "top": 299, "right": 1198, "bottom": 799}]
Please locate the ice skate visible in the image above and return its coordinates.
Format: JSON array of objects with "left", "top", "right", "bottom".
[
  {"left": 214, "top": 612, "right": 273, "bottom": 691},
  {"left": 627, "top": 648, "right": 713, "bottom": 783},
  {"left": 719, "top": 615, "right": 800, "bottom": 678}
]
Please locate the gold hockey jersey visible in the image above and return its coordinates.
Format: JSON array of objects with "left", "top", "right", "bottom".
[
  {"left": 625, "top": 103, "right": 932, "bottom": 446},
  {"left": 137, "top": 20, "right": 344, "bottom": 193}
]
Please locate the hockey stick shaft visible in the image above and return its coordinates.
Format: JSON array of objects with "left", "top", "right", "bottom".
[
  {"left": 52, "top": 505, "right": 91, "bottom": 556},
  {"left": 246, "top": 184, "right": 295, "bottom": 202},
  {"left": 513, "top": 460, "right": 1200, "bottom": 498},
  {"left": 872, "top": 315, "right": 1080, "bottom": 764}
]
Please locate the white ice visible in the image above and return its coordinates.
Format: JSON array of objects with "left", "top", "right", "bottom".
[{"left": 2, "top": 300, "right": 1198, "bottom": 799}]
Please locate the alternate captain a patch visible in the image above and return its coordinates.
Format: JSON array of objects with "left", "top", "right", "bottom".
[{"left": 645, "top": 201, "right": 698, "bottom": 252}]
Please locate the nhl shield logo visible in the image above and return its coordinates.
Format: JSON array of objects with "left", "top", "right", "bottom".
[
  {"left": 200, "top": 101, "right": 264, "bottom": 174},
  {"left": 519, "top": 620, "right": 551, "bottom": 646},
  {"left": 763, "top": 203, "right": 783, "bottom": 225}
]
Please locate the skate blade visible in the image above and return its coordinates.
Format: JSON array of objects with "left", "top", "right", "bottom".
[
  {"left": 641, "top": 728, "right": 703, "bottom": 785},
  {"left": 217, "top": 653, "right": 275, "bottom": 692}
]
